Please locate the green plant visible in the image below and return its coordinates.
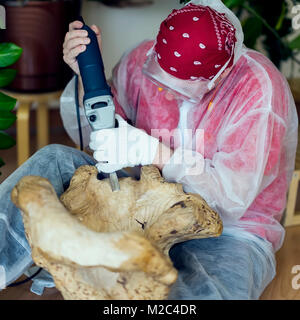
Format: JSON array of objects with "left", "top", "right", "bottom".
[
  {"left": 180, "top": 0, "right": 300, "bottom": 73},
  {"left": 88, "top": 0, "right": 153, "bottom": 7},
  {"left": 0, "top": 43, "right": 22, "bottom": 175}
]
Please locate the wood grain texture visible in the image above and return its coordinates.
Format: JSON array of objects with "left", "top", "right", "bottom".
[
  {"left": 285, "top": 171, "right": 300, "bottom": 227},
  {"left": 1, "top": 227, "right": 299, "bottom": 300},
  {"left": 37, "top": 102, "right": 49, "bottom": 149},
  {"left": 1, "top": 110, "right": 300, "bottom": 300},
  {"left": 16, "top": 102, "right": 31, "bottom": 166},
  {"left": 260, "top": 226, "right": 300, "bottom": 300},
  {"left": 1, "top": 90, "right": 62, "bottom": 167},
  {"left": 10, "top": 165, "right": 222, "bottom": 300}
]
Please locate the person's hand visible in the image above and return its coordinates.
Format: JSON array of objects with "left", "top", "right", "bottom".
[
  {"left": 89, "top": 115, "right": 160, "bottom": 173},
  {"left": 63, "top": 20, "right": 102, "bottom": 75}
]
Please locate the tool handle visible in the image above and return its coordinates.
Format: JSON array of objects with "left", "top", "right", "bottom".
[
  {"left": 76, "top": 17, "right": 120, "bottom": 192},
  {"left": 77, "top": 18, "right": 112, "bottom": 101}
]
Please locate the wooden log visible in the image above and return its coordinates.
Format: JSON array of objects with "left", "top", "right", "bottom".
[{"left": 11, "top": 165, "right": 223, "bottom": 300}]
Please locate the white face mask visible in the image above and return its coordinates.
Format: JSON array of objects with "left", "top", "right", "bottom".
[
  {"left": 142, "top": 46, "right": 233, "bottom": 103},
  {"left": 142, "top": 0, "right": 244, "bottom": 103}
]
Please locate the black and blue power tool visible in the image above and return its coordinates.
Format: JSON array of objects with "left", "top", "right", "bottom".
[{"left": 76, "top": 16, "right": 120, "bottom": 191}]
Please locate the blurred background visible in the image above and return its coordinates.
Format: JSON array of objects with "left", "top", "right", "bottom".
[{"left": 0, "top": 0, "right": 299, "bottom": 300}]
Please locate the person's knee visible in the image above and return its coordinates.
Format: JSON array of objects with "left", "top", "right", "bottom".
[{"left": 33, "top": 144, "right": 71, "bottom": 160}]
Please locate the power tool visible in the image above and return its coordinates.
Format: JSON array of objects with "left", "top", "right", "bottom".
[{"left": 76, "top": 16, "right": 120, "bottom": 191}]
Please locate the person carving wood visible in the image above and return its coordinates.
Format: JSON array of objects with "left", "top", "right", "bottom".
[{"left": 0, "top": 0, "right": 298, "bottom": 299}]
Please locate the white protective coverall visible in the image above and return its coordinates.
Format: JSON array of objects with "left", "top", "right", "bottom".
[{"left": 59, "top": 0, "right": 298, "bottom": 299}]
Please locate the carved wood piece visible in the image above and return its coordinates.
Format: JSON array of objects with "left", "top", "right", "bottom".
[{"left": 11, "top": 165, "right": 223, "bottom": 299}]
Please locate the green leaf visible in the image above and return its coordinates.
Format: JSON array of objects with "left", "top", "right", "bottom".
[
  {"left": 0, "top": 131, "right": 15, "bottom": 149},
  {"left": 242, "top": 17, "right": 263, "bottom": 49},
  {"left": 289, "top": 34, "right": 300, "bottom": 50},
  {"left": 0, "top": 69, "right": 17, "bottom": 87},
  {"left": 275, "top": 2, "right": 286, "bottom": 31},
  {"left": 0, "top": 91, "right": 17, "bottom": 111},
  {"left": 0, "top": 111, "right": 16, "bottom": 130},
  {"left": 223, "top": 0, "right": 245, "bottom": 9},
  {"left": 0, "top": 43, "right": 23, "bottom": 68}
]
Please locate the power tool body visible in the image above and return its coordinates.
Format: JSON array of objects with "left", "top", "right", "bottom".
[{"left": 77, "top": 17, "right": 120, "bottom": 191}]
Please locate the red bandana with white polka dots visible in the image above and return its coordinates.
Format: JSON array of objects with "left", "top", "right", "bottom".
[{"left": 155, "top": 4, "right": 237, "bottom": 81}]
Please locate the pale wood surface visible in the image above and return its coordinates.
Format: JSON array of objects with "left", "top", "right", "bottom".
[
  {"left": 16, "top": 102, "right": 31, "bottom": 166},
  {"left": 1, "top": 90, "right": 62, "bottom": 104},
  {"left": 0, "top": 225, "right": 299, "bottom": 300},
  {"left": 260, "top": 225, "right": 300, "bottom": 300},
  {"left": 0, "top": 110, "right": 299, "bottom": 300},
  {"left": 1, "top": 89, "right": 62, "bottom": 166},
  {"left": 36, "top": 102, "right": 49, "bottom": 149},
  {"left": 285, "top": 171, "right": 300, "bottom": 227},
  {"left": 283, "top": 127, "right": 300, "bottom": 227}
]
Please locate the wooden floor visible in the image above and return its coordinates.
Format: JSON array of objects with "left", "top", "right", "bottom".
[
  {"left": 0, "top": 109, "right": 300, "bottom": 300},
  {"left": 0, "top": 225, "right": 299, "bottom": 300},
  {"left": 260, "top": 225, "right": 300, "bottom": 300}
]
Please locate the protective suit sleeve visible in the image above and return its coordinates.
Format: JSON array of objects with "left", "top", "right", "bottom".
[{"left": 162, "top": 108, "right": 286, "bottom": 224}]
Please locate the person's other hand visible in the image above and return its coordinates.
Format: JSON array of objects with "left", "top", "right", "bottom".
[
  {"left": 89, "top": 115, "right": 160, "bottom": 173},
  {"left": 63, "top": 20, "right": 102, "bottom": 75}
]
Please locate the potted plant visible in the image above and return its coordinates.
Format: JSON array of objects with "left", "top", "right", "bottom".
[
  {"left": 0, "top": 42, "right": 22, "bottom": 174},
  {"left": 0, "top": 0, "right": 81, "bottom": 92}
]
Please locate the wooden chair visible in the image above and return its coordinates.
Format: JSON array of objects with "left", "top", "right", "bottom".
[
  {"left": 1, "top": 90, "right": 62, "bottom": 167},
  {"left": 285, "top": 171, "right": 300, "bottom": 226},
  {"left": 284, "top": 130, "right": 300, "bottom": 227}
]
